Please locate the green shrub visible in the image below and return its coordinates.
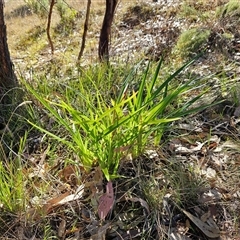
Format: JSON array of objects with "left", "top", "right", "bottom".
[
  {"left": 179, "top": 4, "right": 199, "bottom": 22},
  {"left": 216, "top": 0, "right": 240, "bottom": 19},
  {"left": 54, "top": 0, "right": 78, "bottom": 35},
  {"left": 179, "top": 1, "right": 212, "bottom": 23},
  {"left": 24, "top": 0, "right": 49, "bottom": 18},
  {"left": 174, "top": 28, "right": 210, "bottom": 59}
]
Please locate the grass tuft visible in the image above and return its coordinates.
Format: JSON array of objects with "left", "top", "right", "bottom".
[
  {"left": 174, "top": 28, "right": 210, "bottom": 60},
  {"left": 24, "top": 57, "right": 209, "bottom": 180}
]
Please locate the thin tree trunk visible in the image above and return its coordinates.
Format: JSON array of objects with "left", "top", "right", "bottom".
[
  {"left": 78, "top": 0, "right": 91, "bottom": 61},
  {"left": 47, "top": 0, "right": 56, "bottom": 54},
  {"left": 0, "top": 0, "right": 18, "bottom": 104},
  {"left": 98, "top": 0, "right": 118, "bottom": 62}
]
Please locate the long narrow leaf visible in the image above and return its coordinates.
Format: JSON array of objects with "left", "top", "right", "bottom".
[
  {"left": 116, "top": 60, "right": 144, "bottom": 103},
  {"left": 147, "top": 57, "right": 197, "bottom": 103},
  {"left": 149, "top": 58, "right": 163, "bottom": 94},
  {"left": 136, "top": 61, "right": 150, "bottom": 110}
]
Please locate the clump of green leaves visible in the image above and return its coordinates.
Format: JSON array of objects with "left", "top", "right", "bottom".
[
  {"left": 174, "top": 28, "right": 210, "bottom": 59},
  {"left": 24, "top": 0, "right": 49, "bottom": 18},
  {"left": 179, "top": 4, "right": 199, "bottom": 22},
  {"left": 54, "top": 0, "right": 78, "bottom": 35},
  {"left": 179, "top": 1, "right": 212, "bottom": 23},
  {"left": 216, "top": 0, "right": 240, "bottom": 19},
  {"left": 26, "top": 58, "right": 207, "bottom": 180},
  {"left": 0, "top": 132, "right": 27, "bottom": 212},
  {"left": 0, "top": 161, "right": 25, "bottom": 212}
]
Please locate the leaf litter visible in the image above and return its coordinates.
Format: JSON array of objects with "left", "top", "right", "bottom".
[
  {"left": 14, "top": 104, "right": 240, "bottom": 239},
  {"left": 2, "top": 0, "right": 240, "bottom": 239}
]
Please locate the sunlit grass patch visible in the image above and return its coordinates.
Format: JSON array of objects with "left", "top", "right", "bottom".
[
  {"left": 216, "top": 0, "right": 240, "bottom": 19},
  {"left": 0, "top": 160, "right": 25, "bottom": 212},
  {"left": 173, "top": 28, "right": 210, "bottom": 60}
]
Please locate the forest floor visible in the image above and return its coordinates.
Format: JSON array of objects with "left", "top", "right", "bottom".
[{"left": 1, "top": 0, "right": 240, "bottom": 239}]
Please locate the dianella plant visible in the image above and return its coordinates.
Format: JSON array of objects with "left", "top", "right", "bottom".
[{"left": 26, "top": 58, "right": 207, "bottom": 181}]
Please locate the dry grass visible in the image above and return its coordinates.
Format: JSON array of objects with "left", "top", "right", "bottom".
[
  {"left": 1, "top": 0, "right": 240, "bottom": 239},
  {"left": 4, "top": 0, "right": 142, "bottom": 70}
]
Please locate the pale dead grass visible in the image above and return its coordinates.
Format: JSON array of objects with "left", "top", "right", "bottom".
[
  {"left": 4, "top": 0, "right": 140, "bottom": 48},
  {"left": 5, "top": 0, "right": 58, "bottom": 58},
  {"left": 4, "top": 0, "right": 141, "bottom": 67}
]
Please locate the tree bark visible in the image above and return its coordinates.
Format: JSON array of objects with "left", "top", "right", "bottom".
[
  {"left": 47, "top": 0, "right": 56, "bottom": 54},
  {"left": 98, "top": 0, "right": 118, "bottom": 62},
  {"left": 78, "top": 0, "right": 91, "bottom": 61},
  {"left": 0, "top": 0, "right": 18, "bottom": 104}
]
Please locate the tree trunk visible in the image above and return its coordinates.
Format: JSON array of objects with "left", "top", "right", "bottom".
[
  {"left": 0, "top": 0, "right": 18, "bottom": 104},
  {"left": 78, "top": 0, "right": 91, "bottom": 61},
  {"left": 0, "top": 0, "right": 22, "bottom": 158},
  {"left": 98, "top": 0, "right": 118, "bottom": 62},
  {"left": 47, "top": 0, "right": 56, "bottom": 55}
]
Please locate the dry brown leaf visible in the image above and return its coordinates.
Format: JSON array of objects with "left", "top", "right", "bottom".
[
  {"left": 83, "top": 167, "right": 105, "bottom": 212},
  {"left": 98, "top": 181, "right": 114, "bottom": 220},
  {"left": 58, "top": 218, "right": 66, "bottom": 238},
  {"left": 56, "top": 184, "right": 84, "bottom": 205},
  {"left": 58, "top": 164, "right": 85, "bottom": 184},
  {"left": 175, "top": 135, "right": 220, "bottom": 154},
  {"left": 24, "top": 191, "right": 71, "bottom": 221},
  {"left": 174, "top": 202, "right": 220, "bottom": 238},
  {"left": 42, "top": 185, "right": 84, "bottom": 214},
  {"left": 46, "top": 191, "right": 70, "bottom": 206},
  {"left": 43, "top": 191, "right": 70, "bottom": 214}
]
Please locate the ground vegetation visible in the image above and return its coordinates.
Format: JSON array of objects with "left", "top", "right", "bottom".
[{"left": 0, "top": 0, "right": 240, "bottom": 239}]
